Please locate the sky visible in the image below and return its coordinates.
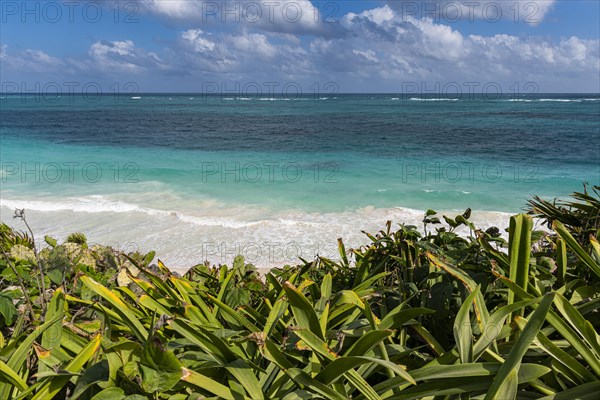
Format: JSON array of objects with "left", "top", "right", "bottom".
[{"left": 1, "top": 0, "right": 599, "bottom": 93}]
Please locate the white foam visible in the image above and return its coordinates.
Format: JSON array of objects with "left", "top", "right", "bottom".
[
  {"left": 506, "top": 98, "right": 585, "bottom": 103},
  {"left": 258, "top": 98, "right": 294, "bottom": 101},
  {"left": 409, "top": 98, "right": 459, "bottom": 102},
  {"left": 539, "top": 99, "right": 581, "bottom": 102},
  {"left": 0, "top": 197, "right": 264, "bottom": 228},
  {"left": 1, "top": 195, "right": 515, "bottom": 270}
]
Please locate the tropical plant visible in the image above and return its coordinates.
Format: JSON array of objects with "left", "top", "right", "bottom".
[{"left": 0, "top": 190, "right": 598, "bottom": 399}]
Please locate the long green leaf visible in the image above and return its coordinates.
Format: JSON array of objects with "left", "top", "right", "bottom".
[
  {"left": 316, "top": 356, "right": 415, "bottom": 386},
  {"left": 282, "top": 281, "right": 324, "bottom": 340},
  {"left": 454, "top": 287, "right": 478, "bottom": 364},
  {"left": 225, "top": 359, "right": 264, "bottom": 400},
  {"left": 538, "top": 381, "right": 600, "bottom": 400},
  {"left": 181, "top": 368, "right": 246, "bottom": 400},
  {"left": 554, "top": 220, "right": 600, "bottom": 278},
  {"left": 30, "top": 335, "right": 102, "bottom": 400},
  {"left": 508, "top": 214, "right": 533, "bottom": 314},
  {"left": 0, "top": 361, "right": 27, "bottom": 392},
  {"left": 0, "top": 316, "right": 61, "bottom": 399},
  {"left": 80, "top": 276, "right": 148, "bottom": 341},
  {"left": 484, "top": 293, "right": 554, "bottom": 400}
]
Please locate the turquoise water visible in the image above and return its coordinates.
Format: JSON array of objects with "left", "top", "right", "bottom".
[{"left": 1, "top": 94, "right": 598, "bottom": 269}]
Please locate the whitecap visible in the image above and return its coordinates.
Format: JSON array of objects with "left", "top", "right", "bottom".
[
  {"left": 539, "top": 99, "right": 580, "bottom": 102},
  {"left": 409, "top": 97, "right": 459, "bottom": 102}
]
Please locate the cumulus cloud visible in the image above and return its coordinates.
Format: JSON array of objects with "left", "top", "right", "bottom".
[
  {"left": 136, "top": 0, "right": 333, "bottom": 35},
  {"left": 181, "top": 29, "right": 217, "bottom": 52},
  {"left": 1, "top": 2, "right": 597, "bottom": 92},
  {"left": 88, "top": 40, "right": 168, "bottom": 72},
  {"left": 324, "top": 5, "right": 598, "bottom": 83},
  {"left": 178, "top": 28, "right": 310, "bottom": 78},
  {"left": 0, "top": 46, "right": 66, "bottom": 73}
]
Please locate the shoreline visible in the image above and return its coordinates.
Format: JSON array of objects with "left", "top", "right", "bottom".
[{"left": 1, "top": 202, "right": 542, "bottom": 272}]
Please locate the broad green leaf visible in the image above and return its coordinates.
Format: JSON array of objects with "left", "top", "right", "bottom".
[
  {"left": 454, "top": 287, "right": 477, "bottom": 364},
  {"left": 283, "top": 281, "right": 325, "bottom": 340},
  {"left": 0, "top": 295, "right": 17, "bottom": 327},
  {"left": 139, "top": 338, "right": 182, "bottom": 393},
  {"left": 90, "top": 387, "right": 125, "bottom": 400}
]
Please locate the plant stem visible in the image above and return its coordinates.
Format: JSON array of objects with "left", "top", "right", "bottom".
[
  {"left": 15, "top": 209, "right": 47, "bottom": 315},
  {"left": 0, "top": 248, "right": 36, "bottom": 320}
]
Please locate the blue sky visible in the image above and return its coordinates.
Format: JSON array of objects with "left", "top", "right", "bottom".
[{"left": 1, "top": 1, "right": 599, "bottom": 92}]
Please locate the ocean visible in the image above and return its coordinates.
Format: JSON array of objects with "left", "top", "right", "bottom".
[{"left": 1, "top": 93, "right": 599, "bottom": 272}]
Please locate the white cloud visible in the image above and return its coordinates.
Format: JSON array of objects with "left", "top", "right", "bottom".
[
  {"left": 0, "top": 46, "right": 66, "bottom": 73},
  {"left": 309, "top": 5, "right": 599, "bottom": 88},
  {"left": 178, "top": 29, "right": 292, "bottom": 75},
  {"left": 88, "top": 40, "right": 168, "bottom": 72},
  {"left": 229, "top": 33, "right": 276, "bottom": 58},
  {"left": 181, "top": 29, "right": 217, "bottom": 52},
  {"left": 135, "top": 0, "right": 336, "bottom": 36},
  {"left": 136, "top": 0, "right": 198, "bottom": 19},
  {"left": 1, "top": 3, "right": 597, "bottom": 92}
]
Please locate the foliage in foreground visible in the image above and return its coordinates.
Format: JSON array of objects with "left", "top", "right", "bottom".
[{"left": 0, "top": 187, "right": 599, "bottom": 399}]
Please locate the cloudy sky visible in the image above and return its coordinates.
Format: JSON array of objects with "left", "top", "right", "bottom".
[{"left": 1, "top": 0, "right": 599, "bottom": 93}]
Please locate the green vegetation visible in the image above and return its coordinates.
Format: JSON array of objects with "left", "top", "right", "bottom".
[{"left": 0, "top": 187, "right": 599, "bottom": 399}]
